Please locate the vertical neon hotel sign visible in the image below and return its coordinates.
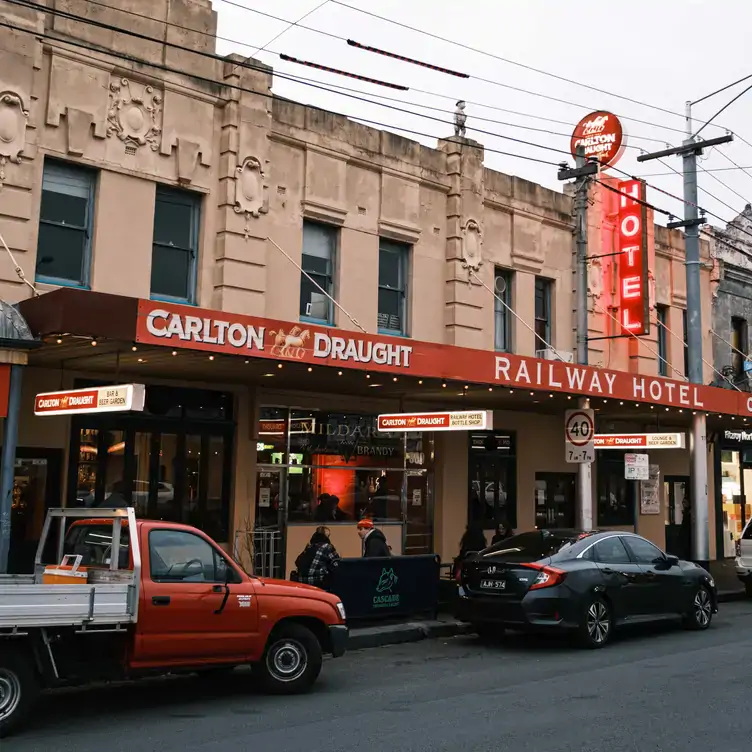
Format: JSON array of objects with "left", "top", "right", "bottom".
[{"left": 617, "top": 179, "right": 649, "bottom": 336}]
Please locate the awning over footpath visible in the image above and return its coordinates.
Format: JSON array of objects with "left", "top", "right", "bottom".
[{"left": 17, "top": 288, "right": 752, "bottom": 418}]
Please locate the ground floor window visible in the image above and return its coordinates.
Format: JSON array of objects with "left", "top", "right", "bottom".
[
  {"left": 68, "top": 384, "right": 234, "bottom": 542},
  {"left": 719, "top": 449, "right": 752, "bottom": 557},
  {"left": 467, "top": 432, "right": 517, "bottom": 530},
  {"left": 596, "top": 453, "right": 636, "bottom": 527},
  {"left": 254, "top": 407, "right": 434, "bottom": 553}
]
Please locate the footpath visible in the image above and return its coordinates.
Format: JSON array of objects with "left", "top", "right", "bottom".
[{"left": 349, "top": 566, "right": 746, "bottom": 651}]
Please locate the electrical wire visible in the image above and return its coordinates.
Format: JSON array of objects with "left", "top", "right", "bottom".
[
  {"left": 328, "top": 0, "right": 700, "bottom": 126},
  {"left": 5, "top": 0, "right": 575, "bottom": 160},
  {"left": 213, "top": 0, "right": 708, "bottom": 139},
  {"left": 0, "top": 17, "right": 564, "bottom": 169},
  {"left": 45, "top": 0, "right": 688, "bottom": 148}
]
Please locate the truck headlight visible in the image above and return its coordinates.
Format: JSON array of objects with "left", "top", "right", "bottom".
[{"left": 335, "top": 602, "right": 346, "bottom": 621}]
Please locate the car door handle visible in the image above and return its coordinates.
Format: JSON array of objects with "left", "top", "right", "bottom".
[
  {"left": 152, "top": 596, "right": 171, "bottom": 606},
  {"left": 644, "top": 570, "right": 656, "bottom": 578},
  {"left": 212, "top": 585, "right": 224, "bottom": 593}
]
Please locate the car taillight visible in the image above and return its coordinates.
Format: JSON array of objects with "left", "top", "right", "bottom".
[
  {"left": 455, "top": 566, "right": 462, "bottom": 582},
  {"left": 736, "top": 539, "right": 741, "bottom": 557},
  {"left": 526, "top": 564, "right": 567, "bottom": 590}
]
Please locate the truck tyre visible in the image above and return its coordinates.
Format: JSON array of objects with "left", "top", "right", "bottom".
[
  {"left": 0, "top": 647, "right": 40, "bottom": 739},
  {"left": 257, "top": 623, "right": 323, "bottom": 694}
]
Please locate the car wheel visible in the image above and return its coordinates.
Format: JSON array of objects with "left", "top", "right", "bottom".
[
  {"left": 256, "top": 623, "right": 323, "bottom": 694},
  {"left": 0, "top": 647, "right": 40, "bottom": 739},
  {"left": 684, "top": 586, "right": 713, "bottom": 630},
  {"left": 578, "top": 596, "right": 612, "bottom": 649},
  {"left": 473, "top": 623, "right": 505, "bottom": 641}
]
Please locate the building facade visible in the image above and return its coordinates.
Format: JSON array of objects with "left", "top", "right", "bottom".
[
  {"left": 0, "top": 0, "right": 743, "bottom": 575},
  {"left": 711, "top": 207, "right": 752, "bottom": 555}
]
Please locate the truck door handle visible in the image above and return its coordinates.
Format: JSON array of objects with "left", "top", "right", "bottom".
[
  {"left": 212, "top": 585, "right": 224, "bottom": 593},
  {"left": 152, "top": 596, "right": 171, "bottom": 606}
]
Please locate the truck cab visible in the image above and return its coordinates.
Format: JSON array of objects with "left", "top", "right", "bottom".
[{"left": 0, "top": 508, "right": 348, "bottom": 738}]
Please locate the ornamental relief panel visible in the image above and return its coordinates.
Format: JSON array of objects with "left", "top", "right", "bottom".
[
  {"left": 0, "top": 91, "right": 29, "bottom": 188},
  {"left": 461, "top": 218, "right": 483, "bottom": 283},
  {"left": 106, "top": 78, "right": 162, "bottom": 153},
  {"left": 234, "top": 156, "right": 269, "bottom": 237}
]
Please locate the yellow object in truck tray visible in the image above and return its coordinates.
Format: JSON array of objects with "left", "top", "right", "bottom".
[{"left": 42, "top": 554, "right": 88, "bottom": 584}]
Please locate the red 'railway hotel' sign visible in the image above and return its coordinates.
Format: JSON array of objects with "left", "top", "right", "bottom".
[{"left": 135, "top": 300, "right": 752, "bottom": 417}]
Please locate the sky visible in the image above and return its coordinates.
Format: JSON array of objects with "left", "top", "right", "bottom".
[{"left": 213, "top": 0, "right": 752, "bottom": 230}]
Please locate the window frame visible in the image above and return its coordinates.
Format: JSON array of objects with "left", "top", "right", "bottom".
[
  {"left": 300, "top": 220, "right": 337, "bottom": 326},
  {"left": 656, "top": 305, "right": 669, "bottom": 377},
  {"left": 494, "top": 267, "right": 513, "bottom": 353},
  {"left": 36, "top": 159, "right": 96, "bottom": 288},
  {"left": 621, "top": 534, "right": 665, "bottom": 565},
  {"left": 377, "top": 239, "right": 410, "bottom": 336},
  {"left": 682, "top": 309, "right": 689, "bottom": 377},
  {"left": 148, "top": 528, "right": 239, "bottom": 584},
  {"left": 150, "top": 185, "right": 201, "bottom": 305},
  {"left": 731, "top": 317, "right": 748, "bottom": 379},
  {"left": 591, "top": 536, "right": 632, "bottom": 564},
  {"left": 534, "top": 276, "right": 552, "bottom": 352}
]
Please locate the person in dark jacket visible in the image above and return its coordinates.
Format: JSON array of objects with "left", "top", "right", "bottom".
[
  {"left": 294, "top": 526, "right": 340, "bottom": 589},
  {"left": 491, "top": 521, "right": 512, "bottom": 545},
  {"left": 357, "top": 519, "right": 391, "bottom": 557},
  {"left": 454, "top": 521, "right": 488, "bottom": 578}
]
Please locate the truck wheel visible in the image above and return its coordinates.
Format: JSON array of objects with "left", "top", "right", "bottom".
[
  {"left": 0, "top": 648, "right": 40, "bottom": 738},
  {"left": 257, "top": 623, "right": 323, "bottom": 694}
]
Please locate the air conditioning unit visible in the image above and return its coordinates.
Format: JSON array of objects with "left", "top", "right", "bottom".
[{"left": 535, "top": 348, "right": 574, "bottom": 363}]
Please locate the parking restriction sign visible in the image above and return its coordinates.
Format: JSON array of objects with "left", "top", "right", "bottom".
[{"left": 565, "top": 409, "right": 595, "bottom": 463}]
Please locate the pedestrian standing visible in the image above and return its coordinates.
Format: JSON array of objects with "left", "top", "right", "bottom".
[
  {"left": 356, "top": 519, "right": 390, "bottom": 557},
  {"left": 293, "top": 526, "right": 340, "bottom": 589}
]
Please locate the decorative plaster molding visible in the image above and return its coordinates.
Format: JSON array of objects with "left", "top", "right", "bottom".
[
  {"left": 106, "top": 78, "right": 162, "bottom": 152},
  {"left": 0, "top": 91, "right": 29, "bottom": 189},
  {"left": 461, "top": 218, "right": 483, "bottom": 283},
  {"left": 176, "top": 138, "right": 201, "bottom": 185},
  {"left": 378, "top": 219, "right": 421, "bottom": 245},
  {"left": 233, "top": 156, "right": 269, "bottom": 238}
]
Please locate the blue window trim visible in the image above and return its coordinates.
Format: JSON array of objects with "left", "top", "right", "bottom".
[
  {"left": 34, "top": 276, "right": 91, "bottom": 290},
  {"left": 300, "top": 221, "right": 337, "bottom": 326},
  {"left": 151, "top": 186, "right": 201, "bottom": 305},
  {"left": 36, "top": 159, "right": 96, "bottom": 288},
  {"left": 378, "top": 239, "right": 409, "bottom": 337}
]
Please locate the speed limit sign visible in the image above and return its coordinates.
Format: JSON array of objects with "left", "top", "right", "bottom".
[{"left": 565, "top": 409, "right": 595, "bottom": 463}]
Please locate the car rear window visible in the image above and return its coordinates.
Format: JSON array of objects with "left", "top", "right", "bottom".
[
  {"left": 64, "top": 524, "right": 131, "bottom": 567},
  {"left": 482, "top": 531, "right": 583, "bottom": 561}
]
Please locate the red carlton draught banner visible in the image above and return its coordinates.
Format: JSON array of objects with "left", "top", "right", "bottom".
[
  {"left": 135, "top": 300, "right": 752, "bottom": 417},
  {"left": 617, "top": 178, "right": 650, "bottom": 336}
]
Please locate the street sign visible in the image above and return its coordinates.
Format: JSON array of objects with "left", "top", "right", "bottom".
[
  {"left": 565, "top": 409, "right": 594, "bottom": 463},
  {"left": 624, "top": 453, "right": 649, "bottom": 480}
]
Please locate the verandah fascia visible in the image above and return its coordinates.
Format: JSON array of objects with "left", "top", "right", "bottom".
[{"left": 493, "top": 355, "right": 721, "bottom": 412}]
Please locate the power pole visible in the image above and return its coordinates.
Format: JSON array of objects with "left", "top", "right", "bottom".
[
  {"left": 637, "top": 124, "right": 733, "bottom": 569},
  {"left": 559, "top": 145, "right": 598, "bottom": 530}
]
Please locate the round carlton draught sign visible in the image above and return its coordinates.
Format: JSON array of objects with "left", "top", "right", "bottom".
[{"left": 570, "top": 110, "right": 626, "bottom": 169}]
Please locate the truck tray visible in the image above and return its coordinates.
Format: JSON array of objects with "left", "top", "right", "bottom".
[{"left": 0, "top": 581, "right": 136, "bottom": 629}]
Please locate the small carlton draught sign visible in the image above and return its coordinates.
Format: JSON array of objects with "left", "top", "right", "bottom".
[
  {"left": 34, "top": 384, "right": 146, "bottom": 416},
  {"left": 570, "top": 111, "right": 626, "bottom": 168},
  {"left": 377, "top": 410, "right": 493, "bottom": 432},
  {"left": 617, "top": 179, "right": 650, "bottom": 336}
]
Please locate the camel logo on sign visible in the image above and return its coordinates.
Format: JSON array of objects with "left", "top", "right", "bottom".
[{"left": 269, "top": 327, "right": 311, "bottom": 359}]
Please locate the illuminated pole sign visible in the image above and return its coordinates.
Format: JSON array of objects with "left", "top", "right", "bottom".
[
  {"left": 617, "top": 179, "right": 650, "bottom": 336},
  {"left": 570, "top": 111, "right": 626, "bottom": 169}
]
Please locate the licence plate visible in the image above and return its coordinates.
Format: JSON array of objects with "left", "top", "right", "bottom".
[{"left": 480, "top": 579, "right": 506, "bottom": 590}]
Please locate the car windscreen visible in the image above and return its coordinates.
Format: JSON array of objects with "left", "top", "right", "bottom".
[{"left": 480, "top": 531, "right": 583, "bottom": 562}]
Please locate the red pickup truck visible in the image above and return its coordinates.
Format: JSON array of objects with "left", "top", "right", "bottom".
[{"left": 0, "top": 508, "right": 348, "bottom": 738}]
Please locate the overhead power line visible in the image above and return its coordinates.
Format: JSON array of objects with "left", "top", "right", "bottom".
[
  {"left": 7, "top": 0, "right": 574, "bottom": 159},
  {"left": 214, "top": 0, "right": 708, "bottom": 138},
  {"left": 328, "top": 0, "right": 718, "bottom": 126},
  {"left": 0, "top": 18, "right": 563, "bottom": 169}
]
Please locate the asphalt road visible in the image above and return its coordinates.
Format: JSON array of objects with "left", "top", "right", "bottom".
[{"left": 9, "top": 602, "right": 752, "bottom": 752}]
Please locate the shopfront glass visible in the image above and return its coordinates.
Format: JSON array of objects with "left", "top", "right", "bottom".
[
  {"left": 720, "top": 450, "right": 752, "bottom": 557},
  {"left": 68, "top": 384, "right": 234, "bottom": 542},
  {"left": 467, "top": 432, "right": 517, "bottom": 529},
  {"left": 255, "top": 408, "right": 434, "bottom": 553}
]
